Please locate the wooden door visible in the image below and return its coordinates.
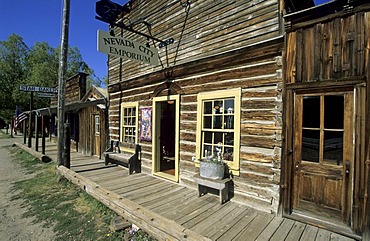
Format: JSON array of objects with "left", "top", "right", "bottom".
[
  {"left": 293, "top": 92, "right": 354, "bottom": 226},
  {"left": 94, "top": 114, "right": 100, "bottom": 157}
]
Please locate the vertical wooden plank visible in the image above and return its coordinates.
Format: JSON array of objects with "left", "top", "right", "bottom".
[
  {"left": 302, "top": 27, "right": 315, "bottom": 81},
  {"left": 314, "top": 23, "right": 323, "bottom": 81},
  {"left": 333, "top": 18, "right": 342, "bottom": 79},
  {"left": 41, "top": 115, "right": 45, "bottom": 155},
  {"left": 286, "top": 32, "right": 297, "bottom": 84},
  {"left": 293, "top": 95, "right": 303, "bottom": 208},
  {"left": 358, "top": 12, "right": 366, "bottom": 77},
  {"left": 322, "top": 21, "right": 334, "bottom": 80},
  {"left": 296, "top": 29, "right": 303, "bottom": 82},
  {"left": 363, "top": 11, "right": 370, "bottom": 240},
  {"left": 35, "top": 115, "right": 39, "bottom": 152}
]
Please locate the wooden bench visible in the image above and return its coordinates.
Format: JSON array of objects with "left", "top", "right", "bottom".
[
  {"left": 104, "top": 141, "right": 141, "bottom": 174},
  {"left": 193, "top": 174, "right": 232, "bottom": 204}
]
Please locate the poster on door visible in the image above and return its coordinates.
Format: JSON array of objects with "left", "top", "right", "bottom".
[{"left": 139, "top": 107, "right": 152, "bottom": 141}]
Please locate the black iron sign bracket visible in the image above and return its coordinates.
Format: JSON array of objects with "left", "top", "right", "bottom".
[{"left": 95, "top": 0, "right": 175, "bottom": 49}]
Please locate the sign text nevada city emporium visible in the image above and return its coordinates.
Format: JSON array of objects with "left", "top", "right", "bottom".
[{"left": 97, "top": 30, "right": 159, "bottom": 66}]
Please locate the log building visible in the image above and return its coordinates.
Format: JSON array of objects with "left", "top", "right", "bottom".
[{"left": 102, "top": 0, "right": 369, "bottom": 239}]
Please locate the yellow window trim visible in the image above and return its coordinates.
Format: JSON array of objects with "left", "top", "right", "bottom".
[
  {"left": 152, "top": 95, "right": 180, "bottom": 182},
  {"left": 120, "top": 102, "right": 139, "bottom": 153},
  {"left": 195, "top": 88, "right": 241, "bottom": 176}
]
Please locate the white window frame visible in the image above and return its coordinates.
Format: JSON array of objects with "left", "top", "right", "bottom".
[{"left": 120, "top": 102, "right": 139, "bottom": 152}]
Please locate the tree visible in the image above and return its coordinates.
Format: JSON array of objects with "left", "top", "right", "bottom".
[
  {"left": 0, "top": 34, "right": 99, "bottom": 124},
  {"left": 0, "top": 34, "right": 29, "bottom": 122}
]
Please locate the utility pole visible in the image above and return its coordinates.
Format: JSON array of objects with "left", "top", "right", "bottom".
[{"left": 57, "top": 0, "right": 70, "bottom": 166}]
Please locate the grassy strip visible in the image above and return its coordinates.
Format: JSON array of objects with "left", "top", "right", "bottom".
[
  {"left": 0, "top": 130, "right": 11, "bottom": 139},
  {"left": 10, "top": 147, "right": 155, "bottom": 241}
]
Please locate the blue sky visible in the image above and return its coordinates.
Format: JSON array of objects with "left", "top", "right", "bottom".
[{"left": 0, "top": 0, "right": 128, "bottom": 82}]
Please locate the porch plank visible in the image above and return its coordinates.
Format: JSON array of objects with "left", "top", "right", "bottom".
[
  {"left": 175, "top": 196, "right": 218, "bottom": 225},
  {"left": 216, "top": 209, "right": 259, "bottom": 241},
  {"left": 202, "top": 204, "right": 246, "bottom": 238},
  {"left": 300, "top": 225, "right": 319, "bottom": 240},
  {"left": 143, "top": 188, "right": 195, "bottom": 209},
  {"left": 316, "top": 228, "right": 332, "bottom": 241},
  {"left": 163, "top": 194, "right": 218, "bottom": 220},
  {"left": 133, "top": 186, "right": 187, "bottom": 205},
  {"left": 97, "top": 175, "right": 134, "bottom": 188},
  {"left": 209, "top": 208, "right": 255, "bottom": 241},
  {"left": 121, "top": 181, "right": 171, "bottom": 199},
  {"left": 182, "top": 199, "right": 237, "bottom": 230},
  {"left": 156, "top": 195, "right": 200, "bottom": 216},
  {"left": 255, "top": 217, "right": 284, "bottom": 241},
  {"left": 191, "top": 203, "right": 236, "bottom": 234},
  {"left": 285, "top": 222, "right": 306, "bottom": 240},
  {"left": 115, "top": 178, "right": 163, "bottom": 195},
  {"left": 233, "top": 212, "right": 274, "bottom": 241},
  {"left": 106, "top": 174, "right": 153, "bottom": 189},
  {"left": 166, "top": 196, "right": 218, "bottom": 220},
  {"left": 269, "top": 218, "right": 295, "bottom": 241},
  {"left": 80, "top": 166, "right": 124, "bottom": 178}
]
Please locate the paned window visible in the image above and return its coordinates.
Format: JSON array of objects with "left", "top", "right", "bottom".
[
  {"left": 94, "top": 115, "right": 100, "bottom": 135},
  {"left": 196, "top": 89, "right": 241, "bottom": 174},
  {"left": 120, "top": 102, "right": 138, "bottom": 147},
  {"left": 301, "top": 94, "right": 344, "bottom": 165}
]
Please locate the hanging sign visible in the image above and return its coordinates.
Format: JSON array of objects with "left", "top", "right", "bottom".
[
  {"left": 19, "top": 85, "right": 57, "bottom": 93},
  {"left": 97, "top": 30, "right": 159, "bottom": 66}
]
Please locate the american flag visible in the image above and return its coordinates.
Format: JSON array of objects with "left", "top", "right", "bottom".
[{"left": 14, "top": 107, "right": 28, "bottom": 128}]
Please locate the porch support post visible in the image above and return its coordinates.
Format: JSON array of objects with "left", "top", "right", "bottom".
[
  {"left": 41, "top": 115, "right": 46, "bottom": 155},
  {"left": 35, "top": 114, "right": 39, "bottom": 152}
]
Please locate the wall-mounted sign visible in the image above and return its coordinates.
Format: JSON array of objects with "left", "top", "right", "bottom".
[
  {"left": 19, "top": 85, "right": 58, "bottom": 93},
  {"left": 37, "top": 93, "right": 56, "bottom": 98},
  {"left": 139, "top": 107, "right": 152, "bottom": 141},
  {"left": 97, "top": 30, "right": 159, "bottom": 66}
]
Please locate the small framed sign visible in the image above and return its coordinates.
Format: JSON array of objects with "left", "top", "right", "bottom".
[{"left": 139, "top": 107, "right": 152, "bottom": 141}]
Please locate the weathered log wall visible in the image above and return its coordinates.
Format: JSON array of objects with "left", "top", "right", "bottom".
[
  {"left": 50, "top": 73, "right": 87, "bottom": 105},
  {"left": 108, "top": 38, "right": 284, "bottom": 212},
  {"left": 107, "top": 0, "right": 282, "bottom": 85}
]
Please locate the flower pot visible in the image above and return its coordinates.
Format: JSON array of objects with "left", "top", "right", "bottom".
[{"left": 199, "top": 160, "right": 225, "bottom": 180}]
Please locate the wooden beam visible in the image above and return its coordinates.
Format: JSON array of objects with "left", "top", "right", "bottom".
[{"left": 13, "top": 142, "right": 51, "bottom": 163}]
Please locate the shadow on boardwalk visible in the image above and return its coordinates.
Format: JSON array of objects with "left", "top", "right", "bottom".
[{"left": 14, "top": 139, "right": 358, "bottom": 241}]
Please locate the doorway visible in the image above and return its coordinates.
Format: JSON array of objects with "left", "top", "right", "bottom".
[
  {"left": 152, "top": 95, "right": 180, "bottom": 182},
  {"left": 291, "top": 91, "right": 354, "bottom": 229}
]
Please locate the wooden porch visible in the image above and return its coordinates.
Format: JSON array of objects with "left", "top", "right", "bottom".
[{"left": 17, "top": 141, "right": 359, "bottom": 241}]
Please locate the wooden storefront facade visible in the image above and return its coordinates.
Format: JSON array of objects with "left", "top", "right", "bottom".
[
  {"left": 281, "top": 0, "right": 370, "bottom": 239},
  {"left": 106, "top": 0, "right": 284, "bottom": 214},
  {"left": 103, "top": 0, "right": 369, "bottom": 239},
  {"left": 48, "top": 73, "right": 108, "bottom": 159}
]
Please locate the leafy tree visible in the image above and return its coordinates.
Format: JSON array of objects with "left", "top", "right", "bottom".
[
  {"left": 0, "top": 34, "right": 29, "bottom": 122},
  {"left": 0, "top": 34, "right": 99, "bottom": 123}
]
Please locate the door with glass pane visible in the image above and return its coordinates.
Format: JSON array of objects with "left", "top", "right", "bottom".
[{"left": 293, "top": 92, "right": 354, "bottom": 226}]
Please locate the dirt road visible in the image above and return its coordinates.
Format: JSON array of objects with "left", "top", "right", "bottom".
[{"left": 0, "top": 132, "right": 55, "bottom": 241}]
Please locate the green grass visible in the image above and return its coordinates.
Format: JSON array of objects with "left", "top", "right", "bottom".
[
  {"left": 0, "top": 130, "right": 11, "bottom": 139},
  {"left": 10, "top": 147, "right": 156, "bottom": 241}
]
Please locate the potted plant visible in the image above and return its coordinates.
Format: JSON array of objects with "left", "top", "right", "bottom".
[{"left": 199, "top": 144, "right": 225, "bottom": 180}]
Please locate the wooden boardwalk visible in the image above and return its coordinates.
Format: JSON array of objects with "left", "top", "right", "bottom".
[{"left": 17, "top": 140, "right": 359, "bottom": 241}]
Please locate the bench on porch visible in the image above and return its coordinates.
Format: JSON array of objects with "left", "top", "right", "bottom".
[
  {"left": 104, "top": 141, "right": 141, "bottom": 174},
  {"left": 193, "top": 174, "right": 232, "bottom": 204}
]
